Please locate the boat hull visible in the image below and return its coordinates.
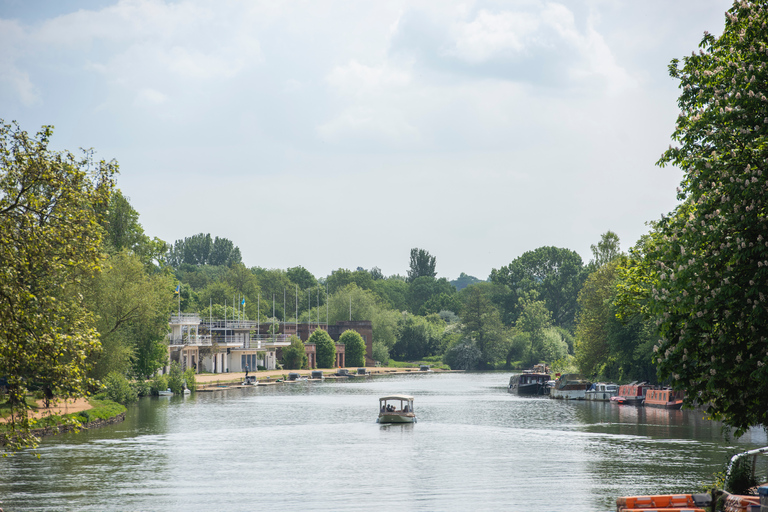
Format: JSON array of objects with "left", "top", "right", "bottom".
[
  {"left": 550, "top": 388, "right": 587, "bottom": 400},
  {"left": 585, "top": 390, "right": 616, "bottom": 401},
  {"left": 378, "top": 413, "right": 416, "bottom": 424}
]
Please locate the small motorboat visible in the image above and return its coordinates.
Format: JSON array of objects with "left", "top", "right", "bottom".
[
  {"left": 158, "top": 388, "right": 173, "bottom": 396},
  {"left": 377, "top": 395, "right": 416, "bottom": 424}
]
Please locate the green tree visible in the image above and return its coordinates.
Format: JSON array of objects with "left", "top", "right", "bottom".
[
  {"left": 407, "top": 248, "right": 437, "bottom": 282},
  {"left": 638, "top": 1, "right": 768, "bottom": 434},
  {"left": 443, "top": 339, "right": 481, "bottom": 370},
  {"left": 490, "top": 246, "right": 586, "bottom": 329},
  {"left": 407, "top": 276, "right": 454, "bottom": 315},
  {"left": 326, "top": 268, "right": 374, "bottom": 294},
  {"left": 575, "top": 260, "right": 620, "bottom": 378},
  {"left": 516, "top": 293, "right": 553, "bottom": 367},
  {"left": 286, "top": 266, "right": 317, "bottom": 290},
  {"left": 282, "top": 335, "right": 308, "bottom": 370},
  {"left": 450, "top": 272, "right": 483, "bottom": 291},
  {"left": 310, "top": 329, "right": 336, "bottom": 368},
  {"left": 0, "top": 121, "right": 116, "bottom": 452},
  {"left": 391, "top": 314, "right": 443, "bottom": 360},
  {"left": 589, "top": 230, "right": 622, "bottom": 269},
  {"left": 167, "top": 233, "right": 241, "bottom": 267},
  {"left": 372, "top": 276, "right": 409, "bottom": 311},
  {"left": 339, "top": 330, "right": 366, "bottom": 367},
  {"left": 459, "top": 284, "right": 507, "bottom": 368},
  {"left": 84, "top": 250, "right": 173, "bottom": 380}
]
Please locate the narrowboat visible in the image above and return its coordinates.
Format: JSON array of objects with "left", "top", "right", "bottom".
[
  {"left": 585, "top": 382, "right": 619, "bottom": 402},
  {"left": 610, "top": 381, "right": 652, "bottom": 405},
  {"left": 508, "top": 368, "right": 550, "bottom": 396},
  {"left": 549, "top": 373, "right": 590, "bottom": 400},
  {"left": 644, "top": 388, "right": 684, "bottom": 409}
]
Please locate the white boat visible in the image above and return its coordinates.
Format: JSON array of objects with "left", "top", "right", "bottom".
[
  {"left": 158, "top": 388, "right": 173, "bottom": 396},
  {"left": 549, "top": 374, "right": 590, "bottom": 400},
  {"left": 585, "top": 382, "right": 618, "bottom": 401},
  {"left": 377, "top": 395, "right": 416, "bottom": 424}
]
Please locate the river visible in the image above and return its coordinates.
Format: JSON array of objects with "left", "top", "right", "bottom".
[{"left": 1, "top": 372, "right": 766, "bottom": 511}]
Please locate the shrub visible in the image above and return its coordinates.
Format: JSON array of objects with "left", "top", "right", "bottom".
[
  {"left": 182, "top": 368, "right": 197, "bottom": 392},
  {"left": 103, "top": 372, "right": 138, "bottom": 405},
  {"left": 150, "top": 373, "right": 169, "bottom": 395},
  {"left": 444, "top": 339, "right": 481, "bottom": 371},
  {"left": 339, "top": 330, "right": 366, "bottom": 367},
  {"left": 168, "top": 362, "right": 184, "bottom": 395},
  {"left": 132, "top": 380, "right": 151, "bottom": 397}
]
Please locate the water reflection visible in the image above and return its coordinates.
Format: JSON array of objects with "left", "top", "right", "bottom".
[{"left": 0, "top": 373, "right": 765, "bottom": 512}]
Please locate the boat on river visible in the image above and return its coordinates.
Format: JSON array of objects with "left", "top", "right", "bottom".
[
  {"left": 644, "top": 388, "right": 684, "bottom": 409},
  {"left": 610, "top": 381, "right": 652, "bottom": 405},
  {"left": 549, "top": 373, "right": 590, "bottom": 400},
  {"left": 585, "top": 382, "right": 619, "bottom": 402},
  {"left": 158, "top": 388, "right": 173, "bottom": 396},
  {"left": 377, "top": 395, "right": 416, "bottom": 424},
  {"left": 508, "top": 365, "right": 550, "bottom": 396}
]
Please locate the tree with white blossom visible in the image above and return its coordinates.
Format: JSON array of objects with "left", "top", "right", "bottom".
[{"left": 642, "top": 0, "right": 768, "bottom": 435}]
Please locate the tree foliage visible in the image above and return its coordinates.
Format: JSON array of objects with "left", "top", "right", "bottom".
[
  {"left": 459, "top": 284, "right": 507, "bottom": 368},
  {"left": 490, "top": 246, "right": 586, "bottom": 329},
  {"left": 167, "top": 233, "right": 242, "bottom": 267},
  {"left": 515, "top": 292, "right": 553, "bottom": 367},
  {"left": 407, "top": 248, "right": 437, "bottom": 283},
  {"left": 309, "top": 329, "right": 336, "bottom": 368},
  {"left": 639, "top": 1, "right": 768, "bottom": 434},
  {"left": 0, "top": 121, "right": 116, "bottom": 452},
  {"left": 282, "top": 335, "right": 308, "bottom": 370},
  {"left": 339, "top": 330, "right": 366, "bottom": 367}
]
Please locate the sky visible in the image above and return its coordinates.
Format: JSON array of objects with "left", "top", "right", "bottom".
[{"left": 1, "top": 0, "right": 735, "bottom": 281}]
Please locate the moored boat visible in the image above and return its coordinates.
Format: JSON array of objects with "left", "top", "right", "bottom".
[
  {"left": 585, "top": 382, "right": 619, "bottom": 402},
  {"left": 549, "top": 373, "right": 590, "bottom": 400},
  {"left": 377, "top": 395, "right": 416, "bottom": 424},
  {"left": 508, "top": 366, "right": 550, "bottom": 396},
  {"left": 644, "top": 388, "right": 684, "bottom": 409},
  {"left": 610, "top": 382, "right": 652, "bottom": 406}
]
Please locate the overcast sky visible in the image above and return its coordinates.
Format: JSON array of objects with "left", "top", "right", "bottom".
[{"left": 1, "top": 0, "right": 734, "bottom": 281}]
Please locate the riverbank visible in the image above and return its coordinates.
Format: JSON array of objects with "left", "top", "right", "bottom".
[{"left": 194, "top": 366, "right": 455, "bottom": 389}]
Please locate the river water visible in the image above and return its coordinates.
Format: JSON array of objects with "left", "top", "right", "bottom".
[{"left": 1, "top": 372, "right": 766, "bottom": 512}]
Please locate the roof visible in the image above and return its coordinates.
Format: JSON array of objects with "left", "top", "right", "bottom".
[{"left": 379, "top": 394, "right": 414, "bottom": 401}]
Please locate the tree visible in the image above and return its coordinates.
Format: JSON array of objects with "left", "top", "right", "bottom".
[
  {"left": 443, "top": 339, "right": 481, "bottom": 370},
  {"left": 84, "top": 250, "right": 173, "bottom": 380},
  {"left": 0, "top": 121, "right": 115, "bottom": 452},
  {"left": 589, "top": 231, "right": 622, "bottom": 269},
  {"left": 407, "top": 248, "right": 437, "bottom": 283},
  {"left": 640, "top": 1, "right": 768, "bottom": 434},
  {"left": 407, "top": 276, "right": 454, "bottom": 315},
  {"left": 326, "top": 268, "right": 374, "bottom": 294},
  {"left": 286, "top": 266, "right": 317, "bottom": 290},
  {"left": 282, "top": 335, "right": 308, "bottom": 370},
  {"left": 450, "top": 272, "right": 483, "bottom": 291},
  {"left": 167, "top": 233, "right": 241, "bottom": 267},
  {"left": 309, "top": 329, "right": 336, "bottom": 368},
  {"left": 490, "top": 246, "right": 586, "bottom": 329},
  {"left": 99, "top": 190, "right": 168, "bottom": 269},
  {"left": 515, "top": 292, "right": 552, "bottom": 367},
  {"left": 459, "top": 284, "right": 507, "bottom": 368},
  {"left": 339, "top": 330, "right": 366, "bottom": 367},
  {"left": 575, "top": 260, "right": 620, "bottom": 378},
  {"left": 391, "top": 313, "right": 443, "bottom": 361}
]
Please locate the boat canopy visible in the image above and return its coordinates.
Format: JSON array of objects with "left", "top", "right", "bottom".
[{"left": 379, "top": 394, "right": 414, "bottom": 402}]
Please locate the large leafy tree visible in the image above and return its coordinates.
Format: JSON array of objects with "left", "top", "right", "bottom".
[
  {"left": 515, "top": 292, "right": 553, "bottom": 367},
  {"left": 407, "top": 248, "right": 437, "bottom": 283},
  {"left": 0, "top": 121, "right": 116, "bottom": 451},
  {"left": 641, "top": 1, "right": 768, "bottom": 434},
  {"left": 84, "top": 250, "right": 173, "bottom": 380},
  {"left": 167, "top": 233, "right": 241, "bottom": 267},
  {"left": 459, "top": 284, "right": 507, "bottom": 368},
  {"left": 490, "top": 246, "right": 586, "bottom": 329},
  {"left": 390, "top": 313, "right": 443, "bottom": 360}
]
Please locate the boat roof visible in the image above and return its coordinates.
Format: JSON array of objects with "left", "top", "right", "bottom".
[{"left": 379, "top": 394, "right": 414, "bottom": 401}]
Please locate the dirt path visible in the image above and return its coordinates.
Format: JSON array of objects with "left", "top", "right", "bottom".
[{"left": 0, "top": 398, "right": 93, "bottom": 423}]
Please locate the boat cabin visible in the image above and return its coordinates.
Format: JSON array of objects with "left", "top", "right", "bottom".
[{"left": 377, "top": 394, "right": 416, "bottom": 423}]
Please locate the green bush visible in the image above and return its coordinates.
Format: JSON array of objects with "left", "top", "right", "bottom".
[
  {"left": 168, "top": 362, "right": 184, "bottom": 395},
  {"left": 725, "top": 457, "right": 757, "bottom": 495},
  {"left": 150, "top": 373, "right": 169, "bottom": 395},
  {"left": 132, "top": 380, "right": 151, "bottom": 397},
  {"left": 182, "top": 368, "right": 197, "bottom": 392},
  {"left": 103, "top": 372, "right": 138, "bottom": 405}
]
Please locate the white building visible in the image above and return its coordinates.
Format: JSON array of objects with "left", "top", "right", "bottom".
[{"left": 167, "top": 314, "right": 290, "bottom": 373}]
